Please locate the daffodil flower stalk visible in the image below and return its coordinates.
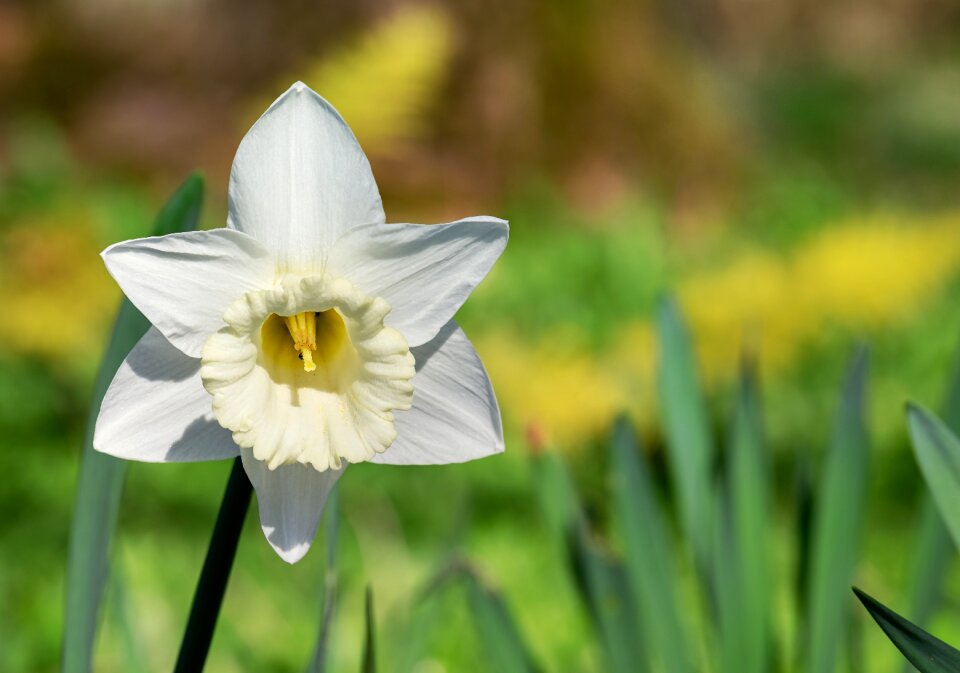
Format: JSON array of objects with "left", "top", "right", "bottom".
[{"left": 94, "top": 81, "right": 508, "bottom": 564}]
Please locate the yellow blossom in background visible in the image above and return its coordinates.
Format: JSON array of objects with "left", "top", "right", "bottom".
[
  {"left": 793, "top": 215, "right": 960, "bottom": 326},
  {"left": 610, "top": 320, "right": 659, "bottom": 434},
  {"left": 680, "top": 213, "right": 960, "bottom": 386},
  {"left": 476, "top": 330, "right": 625, "bottom": 449},
  {"left": 480, "top": 212, "right": 960, "bottom": 449},
  {"left": 678, "top": 251, "right": 800, "bottom": 385},
  {"left": 261, "top": 5, "right": 454, "bottom": 156}
]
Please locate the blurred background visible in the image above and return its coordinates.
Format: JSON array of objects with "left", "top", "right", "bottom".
[{"left": 5, "top": 0, "right": 960, "bottom": 671}]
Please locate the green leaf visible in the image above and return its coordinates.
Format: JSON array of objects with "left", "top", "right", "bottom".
[
  {"left": 107, "top": 552, "right": 145, "bottom": 673},
  {"left": 462, "top": 566, "right": 542, "bottom": 673},
  {"left": 610, "top": 416, "right": 692, "bottom": 673},
  {"left": 907, "top": 402, "right": 960, "bottom": 551},
  {"left": 62, "top": 174, "right": 204, "bottom": 673},
  {"left": 530, "top": 452, "right": 580, "bottom": 544},
  {"left": 720, "top": 360, "right": 770, "bottom": 673},
  {"left": 394, "top": 522, "right": 469, "bottom": 673},
  {"left": 568, "top": 526, "right": 648, "bottom": 673},
  {"left": 806, "top": 347, "right": 870, "bottom": 673},
  {"left": 854, "top": 588, "right": 960, "bottom": 673},
  {"left": 392, "top": 582, "right": 445, "bottom": 673},
  {"left": 903, "top": 348, "right": 960, "bottom": 643},
  {"left": 531, "top": 450, "right": 647, "bottom": 673},
  {"left": 655, "top": 297, "right": 714, "bottom": 570},
  {"left": 362, "top": 586, "right": 376, "bottom": 673},
  {"left": 905, "top": 499, "right": 953, "bottom": 628},
  {"left": 713, "top": 485, "right": 741, "bottom": 673},
  {"left": 793, "top": 449, "right": 814, "bottom": 625},
  {"left": 307, "top": 487, "right": 340, "bottom": 673},
  {"left": 714, "top": 361, "right": 770, "bottom": 673},
  {"left": 532, "top": 452, "right": 647, "bottom": 673}
]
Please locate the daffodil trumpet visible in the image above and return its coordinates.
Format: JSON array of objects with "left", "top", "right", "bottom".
[{"left": 94, "top": 82, "right": 508, "bottom": 563}]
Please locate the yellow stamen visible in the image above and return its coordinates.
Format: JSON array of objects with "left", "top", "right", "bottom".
[
  {"left": 301, "top": 348, "right": 317, "bottom": 372},
  {"left": 283, "top": 311, "right": 319, "bottom": 372}
]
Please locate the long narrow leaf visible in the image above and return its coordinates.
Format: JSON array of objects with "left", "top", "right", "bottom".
[
  {"left": 307, "top": 487, "right": 340, "bottom": 673},
  {"left": 530, "top": 452, "right": 580, "bottom": 543},
  {"left": 906, "top": 499, "right": 953, "bottom": 625},
  {"left": 62, "top": 174, "right": 204, "bottom": 673},
  {"left": 906, "top": 403, "right": 960, "bottom": 551},
  {"left": 806, "top": 347, "right": 870, "bottom": 673},
  {"left": 713, "top": 484, "right": 741, "bottom": 673},
  {"left": 392, "top": 584, "right": 445, "bottom": 673},
  {"left": 611, "top": 416, "right": 692, "bottom": 673},
  {"left": 395, "top": 521, "right": 470, "bottom": 673},
  {"left": 568, "top": 526, "right": 648, "bottom": 673},
  {"left": 794, "top": 447, "right": 814, "bottom": 628},
  {"left": 714, "top": 362, "right": 770, "bottom": 673},
  {"left": 724, "top": 360, "right": 770, "bottom": 673},
  {"left": 462, "top": 567, "right": 542, "bottom": 673},
  {"left": 107, "top": 552, "right": 145, "bottom": 673},
  {"left": 904, "top": 347, "right": 960, "bottom": 635},
  {"left": 531, "top": 451, "right": 647, "bottom": 673},
  {"left": 532, "top": 451, "right": 648, "bottom": 673},
  {"left": 655, "top": 297, "right": 714, "bottom": 570},
  {"left": 362, "top": 586, "right": 376, "bottom": 673},
  {"left": 854, "top": 588, "right": 960, "bottom": 673}
]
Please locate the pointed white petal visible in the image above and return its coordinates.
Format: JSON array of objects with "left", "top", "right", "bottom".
[
  {"left": 228, "top": 82, "right": 385, "bottom": 274},
  {"left": 101, "top": 228, "right": 275, "bottom": 357},
  {"left": 374, "top": 321, "right": 504, "bottom": 465},
  {"left": 242, "top": 450, "right": 344, "bottom": 563},
  {"left": 94, "top": 328, "right": 239, "bottom": 462},
  {"left": 328, "top": 217, "right": 508, "bottom": 347}
]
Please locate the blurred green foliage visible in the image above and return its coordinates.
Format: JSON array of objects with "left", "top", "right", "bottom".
[{"left": 4, "top": 1, "right": 960, "bottom": 671}]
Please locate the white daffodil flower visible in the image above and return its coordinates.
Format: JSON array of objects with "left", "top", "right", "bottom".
[{"left": 93, "top": 82, "right": 507, "bottom": 563}]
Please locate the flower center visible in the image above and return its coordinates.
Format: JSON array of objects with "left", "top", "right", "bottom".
[
  {"left": 200, "top": 275, "right": 415, "bottom": 471},
  {"left": 274, "top": 310, "right": 347, "bottom": 372}
]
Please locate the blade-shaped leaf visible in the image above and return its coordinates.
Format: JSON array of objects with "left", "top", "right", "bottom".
[
  {"left": 903, "top": 347, "right": 960, "bottom": 648},
  {"left": 568, "top": 526, "right": 648, "bottom": 673},
  {"left": 307, "top": 486, "right": 340, "bottom": 673},
  {"left": 854, "top": 588, "right": 960, "bottom": 673},
  {"left": 721, "top": 359, "right": 770, "bottom": 673},
  {"left": 530, "top": 452, "right": 580, "bottom": 544},
  {"left": 611, "top": 416, "right": 692, "bottom": 673},
  {"left": 362, "top": 586, "right": 376, "bottom": 673},
  {"left": 713, "top": 484, "right": 741, "bottom": 673},
  {"left": 62, "top": 174, "right": 204, "bottom": 673},
  {"left": 906, "top": 403, "right": 960, "bottom": 551},
  {"left": 394, "top": 519, "right": 470, "bottom": 673},
  {"left": 531, "top": 451, "right": 647, "bottom": 673},
  {"left": 794, "top": 447, "right": 814, "bottom": 626},
  {"left": 107, "top": 552, "right": 145, "bottom": 673},
  {"left": 392, "top": 583, "right": 445, "bottom": 673},
  {"left": 656, "top": 297, "right": 714, "bottom": 570},
  {"left": 806, "top": 347, "right": 869, "bottom": 673},
  {"left": 462, "top": 567, "right": 542, "bottom": 673},
  {"left": 905, "top": 499, "right": 953, "bottom": 628}
]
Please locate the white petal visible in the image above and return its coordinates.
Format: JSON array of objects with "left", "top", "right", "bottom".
[
  {"left": 374, "top": 321, "right": 504, "bottom": 465},
  {"left": 94, "top": 327, "right": 239, "bottom": 463},
  {"left": 101, "top": 228, "right": 275, "bottom": 357},
  {"left": 327, "top": 217, "right": 508, "bottom": 347},
  {"left": 241, "top": 449, "right": 344, "bottom": 563},
  {"left": 228, "top": 82, "right": 385, "bottom": 274}
]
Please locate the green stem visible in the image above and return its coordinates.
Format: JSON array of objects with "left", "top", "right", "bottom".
[{"left": 174, "top": 457, "right": 252, "bottom": 673}]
